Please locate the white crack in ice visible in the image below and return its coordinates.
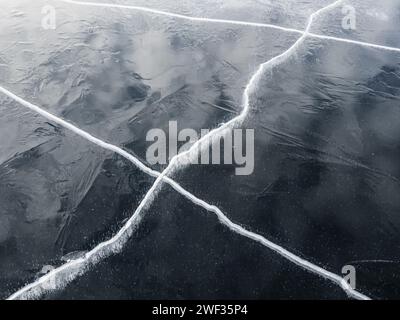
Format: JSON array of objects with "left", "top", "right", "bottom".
[
  {"left": 3, "top": 0, "right": 373, "bottom": 300},
  {"left": 57, "top": 0, "right": 400, "bottom": 53}
]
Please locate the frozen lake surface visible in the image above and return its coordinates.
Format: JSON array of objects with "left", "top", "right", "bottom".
[{"left": 0, "top": 0, "right": 400, "bottom": 300}]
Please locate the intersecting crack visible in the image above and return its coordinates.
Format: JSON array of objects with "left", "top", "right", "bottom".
[{"left": 4, "top": 0, "right": 397, "bottom": 300}]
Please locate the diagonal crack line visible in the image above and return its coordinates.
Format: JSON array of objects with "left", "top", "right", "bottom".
[
  {"left": 4, "top": 0, "right": 370, "bottom": 300},
  {"left": 0, "top": 88, "right": 368, "bottom": 301},
  {"left": 57, "top": 0, "right": 400, "bottom": 53}
]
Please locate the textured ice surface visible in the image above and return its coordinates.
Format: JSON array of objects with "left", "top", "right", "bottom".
[
  {"left": 0, "top": 112, "right": 155, "bottom": 298},
  {"left": 310, "top": 0, "right": 400, "bottom": 48},
  {"left": 1, "top": 0, "right": 400, "bottom": 299},
  {"left": 51, "top": 184, "right": 349, "bottom": 300},
  {"left": 65, "top": 0, "right": 337, "bottom": 29},
  {"left": 174, "top": 38, "right": 400, "bottom": 299}
]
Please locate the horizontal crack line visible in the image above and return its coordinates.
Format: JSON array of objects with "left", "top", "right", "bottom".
[
  {"left": 3, "top": 0, "right": 371, "bottom": 301},
  {"left": 57, "top": 0, "right": 400, "bottom": 53}
]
